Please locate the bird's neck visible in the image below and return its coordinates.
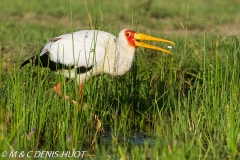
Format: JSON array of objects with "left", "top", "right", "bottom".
[{"left": 109, "top": 43, "right": 135, "bottom": 76}]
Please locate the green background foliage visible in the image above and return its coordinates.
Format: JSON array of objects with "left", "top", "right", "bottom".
[{"left": 1, "top": 0, "right": 240, "bottom": 159}]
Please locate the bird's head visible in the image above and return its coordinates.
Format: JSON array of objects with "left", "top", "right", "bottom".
[{"left": 122, "top": 29, "right": 175, "bottom": 54}]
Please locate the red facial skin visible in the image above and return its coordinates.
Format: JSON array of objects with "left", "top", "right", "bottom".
[{"left": 124, "top": 30, "right": 137, "bottom": 48}]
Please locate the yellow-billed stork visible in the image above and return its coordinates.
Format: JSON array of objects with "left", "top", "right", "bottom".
[{"left": 20, "top": 29, "right": 175, "bottom": 104}]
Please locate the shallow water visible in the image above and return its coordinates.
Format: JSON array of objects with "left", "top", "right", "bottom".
[{"left": 101, "top": 128, "right": 157, "bottom": 146}]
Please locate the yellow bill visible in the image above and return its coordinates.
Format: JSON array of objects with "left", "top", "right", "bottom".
[{"left": 134, "top": 32, "right": 175, "bottom": 54}]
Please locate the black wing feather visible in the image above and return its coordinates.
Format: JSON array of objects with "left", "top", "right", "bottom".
[{"left": 20, "top": 52, "right": 92, "bottom": 74}]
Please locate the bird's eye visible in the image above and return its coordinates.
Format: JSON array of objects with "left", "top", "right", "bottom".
[{"left": 126, "top": 32, "right": 131, "bottom": 37}]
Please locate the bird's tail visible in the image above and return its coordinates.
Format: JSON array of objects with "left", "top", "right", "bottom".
[
  {"left": 20, "top": 55, "right": 36, "bottom": 68},
  {"left": 20, "top": 47, "right": 44, "bottom": 68}
]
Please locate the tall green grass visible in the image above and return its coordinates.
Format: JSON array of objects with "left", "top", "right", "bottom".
[
  {"left": 1, "top": 30, "right": 240, "bottom": 159},
  {"left": 1, "top": 0, "right": 240, "bottom": 159}
]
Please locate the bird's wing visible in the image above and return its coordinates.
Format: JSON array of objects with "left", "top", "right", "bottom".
[{"left": 40, "top": 30, "right": 116, "bottom": 68}]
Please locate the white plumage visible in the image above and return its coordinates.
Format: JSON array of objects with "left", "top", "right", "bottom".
[
  {"left": 40, "top": 30, "right": 136, "bottom": 82},
  {"left": 21, "top": 29, "right": 175, "bottom": 103},
  {"left": 41, "top": 30, "right": 114, "bottom": 69}
]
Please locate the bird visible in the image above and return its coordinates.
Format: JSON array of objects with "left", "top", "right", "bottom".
[{"left": 20, "top": 29, "right": 175, "bottom": 104}]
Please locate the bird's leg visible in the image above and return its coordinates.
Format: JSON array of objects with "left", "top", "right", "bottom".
[
  {"left": 71, "top": 84, "right": 83, "bottom": 107},
  {"left": 53, "top": 78, "right": 76, "bottom": 104},
  {"left": 77, "top": 84, "right": 104, "bottom": 134},
  {"left": 79, "top": 84, "right": 83, "bottom": 100},
  {"left": 53, "top": 78, "right": 69, "bottom": 94},
  {"left": 53, "top": 82, "right": 62, "bottom": 95}
]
